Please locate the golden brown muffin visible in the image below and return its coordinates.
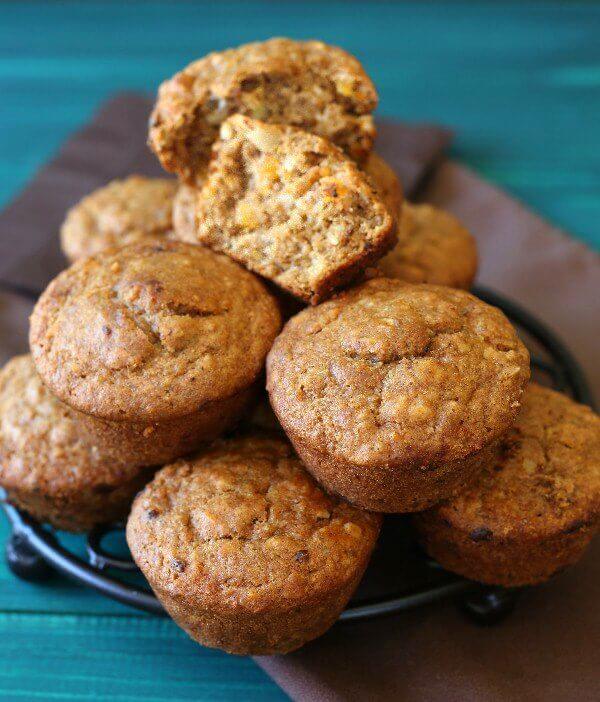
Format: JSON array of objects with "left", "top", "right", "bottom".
[
  {"left": 363, "top": 153, "right": 403, "bottom": 221},
  {"left": 174, "top": 182, "right": 305, "bottom": 322},
  {"left": 127, "top": 434, "right": 381, "bottom": 655},
  {"left": 0, "top": 355, "right": 153, "bottom": 531},
  {"left": 267, "top": 278, "right": 530, "bottom": 513},
  {"left": 175, "top": 115, "right": 395, "bottom": 305},
  {"left": 413, "top": 384, "right": 600, "bottom": 587},
  {"left": 377, "top": 203, "right": 478, "bottom": 289},
  {"left": 149, "top": 37, "right": 377, "bottom": 183},
  {"left": 30, "top": 242, "right": 281, "bottom": 465},
  {"left": 172, "top": 183, "right": 198, "bottom": 245},
  {"left": 173, "top": 152, "right": 402, "bottom": 246},
  {"left": 60, "top": 176, "right": 178, "bottom": 262}
]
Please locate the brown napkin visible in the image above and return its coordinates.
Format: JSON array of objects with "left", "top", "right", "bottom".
[
  {"left": 1, "top": 93, "right": 598, "bottom": 701},
  {"left": 0, "top": 289, "right": 32, "bottom": 366}
]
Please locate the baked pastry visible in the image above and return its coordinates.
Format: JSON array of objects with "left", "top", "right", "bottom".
[
  {"left": 149, "top": 37, "right": 377, "bottom": 183},
  {"left": 30, "top": 242, "right": 281, "bottom": 466},
  {"left": 413, "top": 383, "right": 600, "bottom": 586},
  {"left": 127, "top": 434, "right": 381, "bottom": 655},
  {"left": 174, "top": 182, "right": 305, "bottom": 321},
  {"left": 176, "top": 115, "right": 395, "bottom": 304},
  {"left": 267, "top": 278, "right": 530, "bottom": 512},
  {"left": 60, "top": 176, "right": 178, "bottom": 262},
  {"left": 172, "top": 183, "right": 198, "bottom": 246},
  {"left": 0, "top": 355, "right": 153, "bottom": 531},
  {"left": 172, "top": 151, "right": 402, "bottom": 244},
  {"left": 362, "top": 153, "right": 403, "bottom": 221},
  {"left": 377, "top": 203, "right": 478, "bottom": 289}
]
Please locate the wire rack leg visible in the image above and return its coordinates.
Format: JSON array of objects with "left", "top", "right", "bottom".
[
  {"left": 459, "top": 585, "right": 520, "bottom": 625},
  {"left": 6, "top": 531, "right": 54, "bottom": 582}
]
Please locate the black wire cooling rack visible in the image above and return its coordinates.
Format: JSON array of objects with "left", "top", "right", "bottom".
[{"left": 0, "top": 285, "right": 595, "bottom": 626}]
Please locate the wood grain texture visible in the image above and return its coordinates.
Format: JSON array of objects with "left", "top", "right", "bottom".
[
  {"left": 0, "top": 613, "right": 285, "bottom": 701},
  {"left": 0, "top": 2, "right": 598, "bottom": 701}
]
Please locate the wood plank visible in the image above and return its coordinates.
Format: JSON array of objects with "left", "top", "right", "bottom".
[{"left": 0, "top": 613, "right": 286, "bottom": 701}]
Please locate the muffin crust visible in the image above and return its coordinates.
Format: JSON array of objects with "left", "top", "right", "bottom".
[
  {"left": 127, "top": 435, "right": 381, "bottom": 654},
  {"left": 176, "top": 115, "right": 395, "bottom": 304},
  {"left": 377, "top": 203, "right": 478, "bottom": 289},
  {"left": 172, "top": 183, "right": 199, "bottom": 245},
  {"left": 267, "top": 278, "right": 530, "bottom": 512},
  {"left": 362, "top": 153, "right": 403, "bottom": 221},
  {"left": 60, "top": 176, "right": 178, "bottom": 262},
  {"left": 0, "top": 355, "right": 152, "bottom": 531},
  {"left": 30, "top": 242, "right": 281, "bottom": 422},
  {"left": 414, "top": 384, "right": 600, "bottom": 586},
  {"left": 149, "top": 37, "right": 377, "bottom": 183}
]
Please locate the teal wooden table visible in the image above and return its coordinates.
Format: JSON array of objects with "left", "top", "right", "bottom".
[{"left": 0, "top": 2, "right": 599, "bottom": 700}]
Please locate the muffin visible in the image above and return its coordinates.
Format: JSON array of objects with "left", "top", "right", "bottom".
[
  {"left": 267, "top": 278, "right": 530, "bottom": 512},
  {"left": 0, "top": 355, "right": 153, "bottom": 531},
  {"left": 172, "top": 151, "right": 401, "bottom": 245},
  {"left": 30, "top": 242, "right": 281, "bottom": 466},
  {"left": 377, "top": 203, "right": 478, "bottom": 289},
  {"left": 413, "top": 384, "right": 600, "bottom": 586},
  {"left": 60, "top": 176, "right": 178, "bottom": 262},
  {"left": 149, "top": 37, "right": 377, "bottom": 183},
  {"left": 127, "top": 434, "right": 381, "bottom": 655},
  {"left": 175, "top": 115, "right": 395, "bottom": 304},
  {"left": 172, "top": 183, "right": 198, "bottom": 245},
  {"left": 362, "top": 152, "right": 403, "bottom": 222}
]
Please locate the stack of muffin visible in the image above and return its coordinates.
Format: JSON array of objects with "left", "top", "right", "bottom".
[{"left": 1, "top": 38, "right": 598, "bottom": 656}]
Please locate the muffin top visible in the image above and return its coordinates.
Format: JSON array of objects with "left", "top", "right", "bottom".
[
  {"left": 0, "top": 355, "right": 141, "bottom": 496},
  {"left": 60, "top": 176, "right": 178, "bottom": 262},
  {"left": 127, "top": 434, "right": 381, "bottom": 611},
  {"left": 425, "top": 383, "right": 600, "bottom": 539},
  {"left": 30, "top": 242, "right": 281, "bottom": 422},
  {"left": 149, "top": 37, "right": 377, "bottom": 182},
  {"left": 177, "top": 115, "right": 394, "bottom": 304},
  {"left": 377, "top": 203, "right": 478, "bottom": 289},
  {"left": 362, "top": 153, "right": 403, "bottom": 220},
  {"left": 267, "top": 278, "right": 530, "bottom": 467}
]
